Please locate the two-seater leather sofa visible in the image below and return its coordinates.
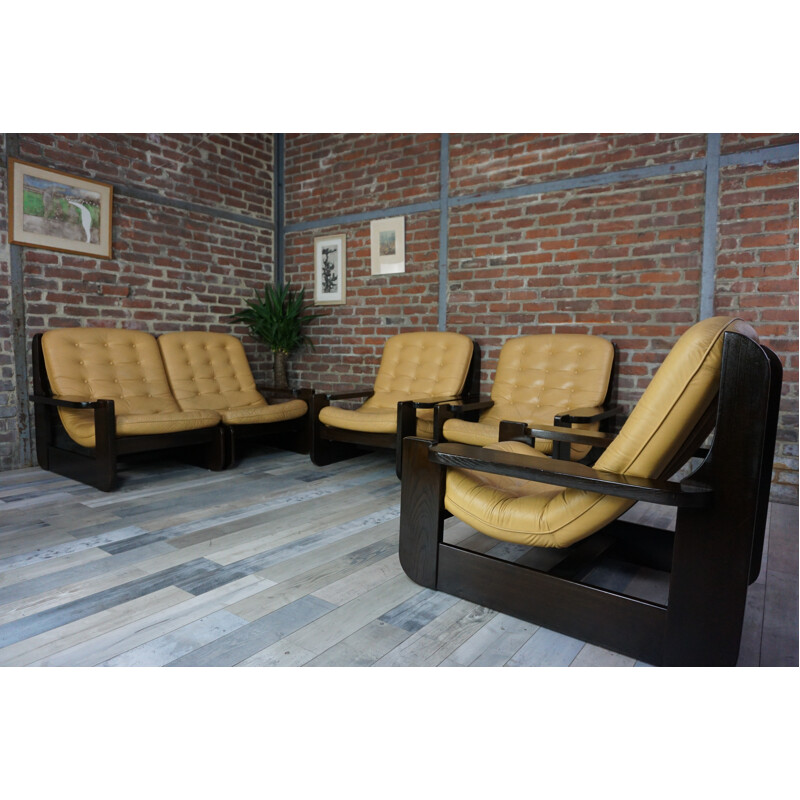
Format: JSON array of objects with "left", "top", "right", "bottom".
[{"left": 31, "top": 327, "right": 310, "bottom": 491}]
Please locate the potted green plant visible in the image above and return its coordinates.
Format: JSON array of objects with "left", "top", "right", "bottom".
[{"left": 230, "top": 281, "right": 321, "bottom": 389}]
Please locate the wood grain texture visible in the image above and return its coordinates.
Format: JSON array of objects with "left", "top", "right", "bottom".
[{"left": 0, "top": 447, "right": 795, "bottom": 667}]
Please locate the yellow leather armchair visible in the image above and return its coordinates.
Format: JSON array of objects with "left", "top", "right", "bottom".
[
  {"left": 158, "top": 331, "right": 311, "bottom": 466},
  {"left": 310, "top": 331, "right": 479, "bottom": 478},
  {"left": 435, "top": 333, "right": 618, "bottom": 462},
  {"left": 398, "top": 317, "right": 782, "bottom": 666}
]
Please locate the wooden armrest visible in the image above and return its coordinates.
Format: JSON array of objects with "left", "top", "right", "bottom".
[
  {"left": 449, "top": 398, "right": 495, "bottom": 415},
  {"left": 431, "top": 399, "right": 489, "bottom": 439},
  {"left": 327, "top": 389, "right": 375, "bottom": 401},
  {"left": 258, "top": 385, "right": 313, "bottom": 400},
  {"left": 428, "top": 442, "right": 711, "bottom": 508},
  {"left": 554, "top": 404, "right": 623, "bottom": 425},
  {"left": 500, "top": 420, "right": 617, "bottom": 448},
  {"left": 29, "top": 394, "right": 109, "bottom": 410},
  {"left": 257, "top": 384, "right": 295, "bottom": 397},
  {"left": 409, "top": 395, "right": 463, "bottom": 409}
]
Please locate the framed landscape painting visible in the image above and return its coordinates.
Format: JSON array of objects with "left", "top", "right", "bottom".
[
  {"left": 314, "top": 233, "right": 346, "bottom": 305},
  {"left": 370, "top": 216, "right": 405, "bottom": 275},
  {"left": 8, "top": 158, "right": 113, "bottom": 259}
]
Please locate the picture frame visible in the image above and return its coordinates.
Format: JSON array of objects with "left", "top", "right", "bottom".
[
  {"left": 370, "top": 216, "right": 405, "bottom": 275},
  {"left": 314, "top": 233, "right": 346, "bottom": 305},
  {"left": 8, "top": 158, "right": 113, "bottom": 259}
]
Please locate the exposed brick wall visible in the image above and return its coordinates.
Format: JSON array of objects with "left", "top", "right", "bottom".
[
  {"left": 284, "top": 133, "right": 440, "bottom": 223},
  {"left": 283, "top": 133, "right": 442, "bottom": 393},
  {"left": 446, "top": 172, "right": 706, "bottom": 397},
  {"left": 717, "top": 156, "right": 799, "bottom": 501},
  {"left": 0, "top": 133, "right": 275, "bottom": 470},
  {"left": 720, "top": 133, "right": 798, "bottom": 155},
  {"left": 449, "top": 133, "right": 706, "bottom": 195},
  {"left": 283, "top": 133, "right": 798, "bottom": 503},
  {"left": 21, "top": 133, "right": 273, "bottom": 218},
  {"left": 285, "top": 213, "right": 440, "bottom": 392}
]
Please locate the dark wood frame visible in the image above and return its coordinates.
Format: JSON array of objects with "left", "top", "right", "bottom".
[
  {"left": 30, "top": 333, "right": 228, "bottom": 491},
  {"left": 399, "top": 331, "right": 782, "bottom": 666},
  {"left": 221, "top": 385, "right": 314, "bottom": 468},
  {"left": 310, "top": 343, "right": 481, "bottom": 478},
  {"left": 432, "top": 343, "right": 621, "bottom": 462}
]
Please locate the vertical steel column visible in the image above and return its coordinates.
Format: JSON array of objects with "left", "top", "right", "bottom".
[
  {"left": 438, "top": 133, "right": 450, "bottom": 331},
  {"left": 700, "top": 133, "right": 721, "bottom": 320},
  {"left": 274, "top": 133, "right": 285, "bottom": 286},
  {"left": 5, "top": 133, "right": 33, "bottom": 467}
]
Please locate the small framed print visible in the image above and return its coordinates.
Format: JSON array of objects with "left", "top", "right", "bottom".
[
  {"left": 8, "top": 158, "right": 113, "bottom": 259},
  {"left": 314, "top": 233, "right": 346, "bottom": 305},
  {"left": 370, "top": 216, "right": 405, "bottom": 276}
]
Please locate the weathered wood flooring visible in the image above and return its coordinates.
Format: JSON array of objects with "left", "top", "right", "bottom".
[{"left": 0, "top": 446, "right": 796, "bottom": 667}]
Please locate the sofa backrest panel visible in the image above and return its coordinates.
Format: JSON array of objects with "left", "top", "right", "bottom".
[
  {"left": 41, "top": 327, "right": 181, "bottom": 416},
  {"left": 158, "top": 331, "right": 265, "bottom": 412}
]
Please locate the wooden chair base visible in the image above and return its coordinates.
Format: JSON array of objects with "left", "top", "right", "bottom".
[
  {"left": 37, "top": 425, "right": 228, "bottom": 492},
  {"left": 310, "top": 393, "right": 418, "bottom": 478}
]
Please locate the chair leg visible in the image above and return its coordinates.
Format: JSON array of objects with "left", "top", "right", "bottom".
[
  {"left": 309, "top": 393, "right": 362, "bottom": 467},
  {"left": 664, "top": 333, "right": 780, "bottom": 666},
  {"left": 398, "top": 437, "right": 446, "bottom": 589},
  {"left": 93, "top": 400, "right": 118, "bottom": 491},
  {"left": 211, "top": 426, "right": 230, "bottom": 471},
  {"left": 33, "top": 403, "right": 53, "bottom": 470},
  {"left": 395, "top": 401, "right": 418, "bottom": 479},
  {"left": 665, "top": 502, "right": 754, "bottom": 666}
]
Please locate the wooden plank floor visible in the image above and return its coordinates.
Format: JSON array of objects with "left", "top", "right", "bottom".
[{"left": 0, "top": 446, "right": 796, "bottom": 667}]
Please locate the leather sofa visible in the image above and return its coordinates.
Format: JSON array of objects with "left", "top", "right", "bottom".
[{"left": 31, "top": 327, "right": 309, "bottom": 490}]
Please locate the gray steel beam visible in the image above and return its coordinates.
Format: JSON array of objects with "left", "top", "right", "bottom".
[
  {"left": 700, "top": 134, "right": 722, "bottom": 320},
  {"left": 438, "top": 134, "right": 450, "bottom": 331},
  {"left": 115, "top": 184, "right": 275, "bottom": 229},
  {"left": 5, "top": 133, "right": 33, "bottom": 467},
  {"left": 449, "top": 157, "right": 707, "bottom": 209},
  {"left": 285, "top": 199, "right": 442, "bottom": 233},
  {"left": 274, "top": 133, "right": 285, "bottom": 285}
]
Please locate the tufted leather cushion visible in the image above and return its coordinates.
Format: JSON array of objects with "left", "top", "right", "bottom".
[
  {"left": 445, "top": 317, "right": 757, "bottom": 548},
  {"left": 319, "top": 331, "right": 473, "bottom": 434},
  {"left": 158, "top": 331, "right": 308, "bottom": 425},
  {"left": 41, "top": 328, "right": 221, "bottom": 448},
  {"left": 443, "top": 334, "right": 614, "bottom": 458}
]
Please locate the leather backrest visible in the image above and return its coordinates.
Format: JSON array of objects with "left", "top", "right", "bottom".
[
  {"left": 595, "top": 316, "right": 758, "bottom": 479},
  {"left": 158, "top": 331, "right": 266, "bottom": 411},
  {"left": 364, "top": 331, "right": 474, "bottom": 410},
  {"left": 483, "top": 334, "right": 614, "bottom": 424},
  {"left": 41, "top": 327, "right": 181, "bottom": 416}
]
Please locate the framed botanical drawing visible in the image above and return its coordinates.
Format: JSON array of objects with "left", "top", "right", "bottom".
[
  {"left": 314, "top": 233, "right": 346, "bottom": 305},
  {"left": 370, "top": 216, "right": 405, "bottom": 275},
  {"left": 8, "top": 158, "right": 113, "bottom": 259}
]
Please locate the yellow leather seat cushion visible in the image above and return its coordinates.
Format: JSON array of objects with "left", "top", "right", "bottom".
[
  {"left": 445, "top": 317, "right": 757, "bottom": 548},
  {"left": 41, "top": 328, "right": 221, "bottom": 449},
  {"left": 158, "top": 331, "right": 308, "bottom": 425},
  {"left": 319, "top": 331, "right": 472, "bottom": 434},
  {"left": 443, "top": 334, "right": 614, "bottom": 459}
]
